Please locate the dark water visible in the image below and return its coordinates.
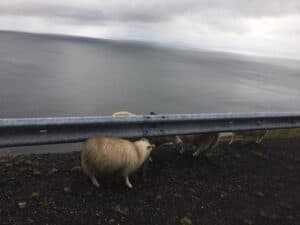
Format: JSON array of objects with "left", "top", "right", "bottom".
[{"left": 1, "top": 31, "right": 300, "bottom": 154}]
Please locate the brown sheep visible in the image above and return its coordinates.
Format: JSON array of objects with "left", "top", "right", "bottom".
[
  {"left": 179, "top": 133, "right": 221, "bottom": 157},
  {"left": 229, "top": 130, "right": 268, "bottom": 144}
]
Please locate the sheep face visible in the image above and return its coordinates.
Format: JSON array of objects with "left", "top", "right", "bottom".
[
  {"left": 174, "top": 136, "right": 184, "bottom": 153},
  {"left": 135, "top": 138, "right": 155, "bottom": 157}
]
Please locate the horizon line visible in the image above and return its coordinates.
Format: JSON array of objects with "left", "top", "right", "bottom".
[{"left": 1, "top": 29, "right": 299, "bottom": 62}]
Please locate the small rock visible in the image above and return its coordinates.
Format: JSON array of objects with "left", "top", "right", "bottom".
[
  {"left": 272, "top": 176, "right": 282, "bottom": 182},
  {"left": 279, "top": 202, "right": 293, "bottom": 209},
  {"left": 71, "top": 166, "right": 82, "bottom": 172},
  {"left": 19, "top": 167, "right": 29, "bottom": 173},
  {"left": 31, "top": 192, "right": 40, "bottom": 198},
  {"left": 155, "top": 194, "right": 162, "bottom": 200},
  {"left": 174, "top": 193, "right": 183, "bottom": 198},
  {"left": 287, "top": 165, "right": 294, "bottom": 171},
  {"left": 220, "top": 191, "right": 229, "bottom": 198},
  {"left": 259, "top": 210, "right": 268, "bottom": 218},
  {"left": 268, "top": 213, "right": 279, "bottom": 220},
  {"left": 108, "top": 218, "right": 116, "bottom": 223},
  {"left": 33, "top": 170, "right": 41, "bottom": 176},
  {"left": 27, "top": 218, "right": 34, "bottom": 224},
  {"left": 49, "top": 168, "right": 59, "bottom": 174},
  {"left": 17, "top": 201, "right": 27, "bottom": 209},
  {"left": 258, "top": 211, "right": 278, "bottom": 220},
  {"left": 233, "top": 154, "right": 241, "bottom": 159},
  {"left": 5, "top": 163, "right": 13, "bottom": 167},
  {"left": 114, "top": 204, "right": 129, "bottom": 215},
  {"left": 287, "top": 215, "right": 295, "bottom": 220},
  {"left": 243, "top": 219, "right": 253, "bottom": 225},
  {"left": 188, "top": 188, "right": 196, "bottom": 193},
  {"left": 180, "top": 216, "right": 192, "bottom": 225},
  {"left": 24, "top": 160, "right": 33, "bottom": 165},
  {"left": 256, "top": 191, "right": 265, "bottom": 197},
  {"left": 14, "top": 158, "right": 25, "bottom": 165},
  {"left": 251, "top": 151, "right": 268, "bottom": 160},
  {"left": 289, "top": 177, "right": 298, "bottom": 182},
  {"left": 64, "top": 186, "right": 71, "bottom": 193},
  {"left": 0, "top": 157, "right": 9, "bottom": 164}
]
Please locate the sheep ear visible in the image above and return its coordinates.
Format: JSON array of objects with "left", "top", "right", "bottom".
[{"left": 147, "top": 145, "right": 154, "bottom": 151}]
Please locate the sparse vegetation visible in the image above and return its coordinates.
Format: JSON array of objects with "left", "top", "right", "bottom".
[{"left": 0, "top": 137, "right": 299, "bottom": 225}]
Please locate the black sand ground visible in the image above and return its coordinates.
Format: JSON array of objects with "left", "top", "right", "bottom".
[{"left": 0, "top": 138, "right": 299, "bottom": 225}]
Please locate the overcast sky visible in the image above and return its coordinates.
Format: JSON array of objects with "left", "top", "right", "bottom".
[{"left": 1, "top": 0, "right": 300, "bottom": 59}]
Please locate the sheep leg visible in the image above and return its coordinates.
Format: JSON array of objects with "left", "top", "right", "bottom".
[
  {"left": 256, "top": 135, "right": 264, "bottom": 144},
  {"left": 193, "top": 146, "right": 203, "bottom": 157},
  {"left": 142, "top": 157, "right": 151, "bottom": 178},
  {"left": 256, "top": 131, "right": 268, "bottom": 143},
  {"left": 125, "top": 176, "right": 133, "bottom": 189},
  {"left": 229, "top": 134, "right": 234, "bottom": 145},
  {"left": 90, "top": 175, "right": 100, "bottom": 188}
]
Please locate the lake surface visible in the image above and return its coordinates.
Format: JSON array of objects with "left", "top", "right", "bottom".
[{"left": 1, "top": 31, "right": 300, "bottom": 154}]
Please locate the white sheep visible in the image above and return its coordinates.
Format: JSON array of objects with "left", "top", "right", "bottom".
[
  {"left": 81, "top": 136, "right": 154, "bottom": 188},
  {"left": 112, "top": 111, "right": 136, "bottom": 117}
]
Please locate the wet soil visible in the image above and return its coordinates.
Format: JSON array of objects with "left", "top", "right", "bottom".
[{"left": 0, "top": 138, "right": 299, "bottom": 225}]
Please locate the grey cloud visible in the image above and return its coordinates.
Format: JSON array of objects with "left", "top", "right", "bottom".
[
  {"left": 0, "top": 4, "right": 106, "bottom": 23},
  {"left": 0, "top": 3, "right": 173, "bottom": 23},
  {"left": 0, "top": 1, "right": 299, "bottom": 59},
  {"left": 1, "top": 1, "right": 299, "bottom": 25}
]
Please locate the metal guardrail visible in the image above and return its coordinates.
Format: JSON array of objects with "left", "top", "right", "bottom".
[{"left": 1, "top": 112, "right": 300, "bottom": 148}]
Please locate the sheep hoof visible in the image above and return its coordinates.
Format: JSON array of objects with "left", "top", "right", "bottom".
[
  {"left": 125, "top": 176, "right": 133, "bottom": 189},
  {"left": 91, "top": 176, "right": 100, "bottom": 188},
  {"left": 256, "top": 138, "right": 263, "bottom": 144},
  {"left": 192, "top": 152, "right": 200, "bottom": 157}
]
